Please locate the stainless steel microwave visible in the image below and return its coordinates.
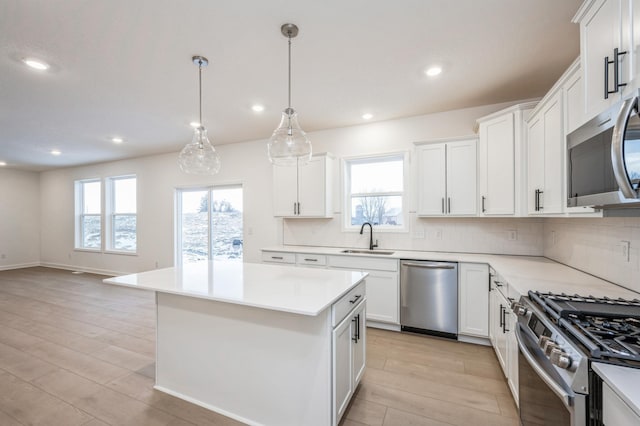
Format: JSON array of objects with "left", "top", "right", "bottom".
[{"left": 567, "top": 91, "right": 640, "bottom": 208}]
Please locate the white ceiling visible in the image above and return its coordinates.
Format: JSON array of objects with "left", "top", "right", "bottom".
[{"left": 0, "top": 0, "right": 582, "bottom": 171}]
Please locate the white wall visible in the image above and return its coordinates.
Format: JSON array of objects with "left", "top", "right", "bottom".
[
  {"left": 0, "top": 168, "right": 40, "bottom": 269},
  {"left": 36, "top": 99, "right": 542, "bottom": 275},
  {"left": 544, "top": 217, "right": 640, "bottom": 294}
]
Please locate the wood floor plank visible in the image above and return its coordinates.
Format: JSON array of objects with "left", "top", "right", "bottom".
[{"left": 0, "top": 267, "right": 520, "bottom": 426}]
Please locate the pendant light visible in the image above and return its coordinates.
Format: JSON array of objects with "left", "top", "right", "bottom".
[
  {"left": 178, "top": 56, "right": 221, "bottom": 175},
  {"left": 267, "top": 23, "right": 312, "bottom": 166}
]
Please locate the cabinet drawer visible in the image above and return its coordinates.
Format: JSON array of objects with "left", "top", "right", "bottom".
[
  {"left": 332, "top": 281, "right": 366, "bottom": 327},
  {"left": 261, "top": 251, "right": 295, "bottom": 264},
  {"left": 328, "top": 255, "right": 398, "bottom": 272},
  {"left": 296, "top": 253, "right": 327, "bottom": 266}
]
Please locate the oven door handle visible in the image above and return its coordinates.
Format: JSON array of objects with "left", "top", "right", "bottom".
[
  {"left": 515, "top": 324, "right": 574, "bottom": 408},
  {"left": 612, "top": 94, "right": 639, "bottom": 199}
]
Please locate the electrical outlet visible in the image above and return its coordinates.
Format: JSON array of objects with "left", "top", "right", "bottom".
[
  {"left": 621, "top": 241, "right": 630, "bottom": 262},
  {"left": 508, "top": 230, "right": 517, "bottom": 241},
  {"left": 413, "top": 229, "right": 425, "bottom": 239},
  {"left": 435, "top": 229, "right": 443, "bottom": 240}
]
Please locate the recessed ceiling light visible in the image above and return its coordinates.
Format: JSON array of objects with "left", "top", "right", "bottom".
[
  {"left": 50, "top": 149, "right": 61, "bottom": 156},
  {"left": 112, "top": 137, "right": 123, "bottom": 144},
  {"left": 362, "top": 113, "right": 373, "bottom": 120},
  {"left": 190, "top": 121, "right": 200, "bottom": 128},
  {"left": 0, "top": 161, "right": 6, "bottom": 167},
  {"left": 23, "top": 58, "right": 50, "bottom": 71},
  {"left": 251, "top": 104, "right": 265, "bottom": 113},
  {"left": 425, "top": 66, "right": 442, "bottom": 77}
]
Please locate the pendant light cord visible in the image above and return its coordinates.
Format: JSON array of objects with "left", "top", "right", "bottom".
[
  {"left": 287, "top": 34, "right": 292, "bottom": 110},
  {"left": 198, "top": 60, "right": 203, "bottom": 127}
]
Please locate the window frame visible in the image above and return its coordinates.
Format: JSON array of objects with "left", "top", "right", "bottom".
[
  {"left": 105, "top": 175, "right": 137, "bottom": 254},
  {"left": 74, "top": 178, "right": 102, "bottom": 251},
  {"left": 175, "top": 183, "right": 244, "bottom": 266},
  {"left": 342, "top": 152, "right": 409, "bottom": 232}
]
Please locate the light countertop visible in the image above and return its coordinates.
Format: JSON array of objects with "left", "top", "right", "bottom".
[
  {"left": 103, "top": 260, "right": 367, "bottom": 316},
  {"left": 592, "top": 362, "right": 640, "bottom": 418},
  {"left": 262, "top": 246, "right": 640, "bottom": 299}
]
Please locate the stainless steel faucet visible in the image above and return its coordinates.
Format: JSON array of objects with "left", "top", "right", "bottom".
[{"left": 359, "top": 222, "right": 378, "bottom": 250}]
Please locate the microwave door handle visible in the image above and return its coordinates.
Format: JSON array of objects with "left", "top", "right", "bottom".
[
  {"left": 612, "top": 96, "right": 639, "bottom": 199},
  {"left": 515, "top": 324, "right": 573, "bottom": 408}
]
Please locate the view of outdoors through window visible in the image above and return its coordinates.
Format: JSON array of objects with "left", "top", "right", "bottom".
[
  {"left": 178, "top": 186, "right": 243, "bottom": 263},
  {"left": 349, "top": 157, "right": 404, "bottom": 226},
  {"left": 111, "top": 176, "right": 137, "bottom": 251},
  {"left": 80, "top": 180, "right": 101, "bottom": 249}
]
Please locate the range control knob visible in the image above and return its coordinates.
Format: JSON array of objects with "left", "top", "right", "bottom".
[
  {"left": 514, "top": 305, "right": 528, "bottom": 316},
  {"left": 543, "top": 340, "right": 559, "bottom": 356},
  {"left": 538, "top": 335, "right": 552, "bottom": 350},
  {"left": 550, "top": 348, "right": 573, "bottom": 370}
]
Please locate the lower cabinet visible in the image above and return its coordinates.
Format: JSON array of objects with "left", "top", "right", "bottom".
[
  {"left": 458, "top": 263, "right": 489, "bottom": 338},
  {"left": 602, "top": 382, "right": 640, "bottom": 426},
  {"left": 489, "top": 268, "right": 519, "bottom": 405},
  {"left": 333, "top": 298, "right": 366, "bottom": 425}
]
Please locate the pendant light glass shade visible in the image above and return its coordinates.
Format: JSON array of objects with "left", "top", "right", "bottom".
[
  {"left": 268, "top": 23, "right": 312, "bottom": 166},
  {"left": 178, "top": 126, "right": 221, "bottom": 174},
  {"left": 178, "top": 56, "right": 221, "bottom": 175},
  {"left": 268, "top": 107, "right": 312, "bottom": 166}
]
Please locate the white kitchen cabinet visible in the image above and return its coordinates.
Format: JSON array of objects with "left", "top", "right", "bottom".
[
  {"left": 333, "top": 298, "right": 365, "bottom": 425},
  {"left": 564, "top": 60, "right": 586, "bottom": 135},
  {"left": 261, "top": 250, "right": 295, "bottom": 264},
  {"left": 458, "top": 263, "right": 489, "bottom": 338},
  {"left": 488, "top": 268, "right": 518, "bottom": 404},
  {"left": 328, "top": 256, "right": 399, "bottom": 327},
  {"left": 527, "top": 91, "right": 564, "bottom": 215},
  {"left": 477, "top": 103, "right": 536, "bottom": 216},
  {"left": 574, "top": 0, "right": 634, "bottom": 122},
  {"left": 273, "top": 153, "right": 334, "bottom": 217},
  {"left": 416, "top": 138, "right": 477, "bottom": 216},
  {"left": 602, "top": 381, "right": 640, "bottom": 425}
]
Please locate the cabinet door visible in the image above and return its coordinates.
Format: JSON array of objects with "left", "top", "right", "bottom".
[
  {"left": 491, "top": 288, "right": 508, "bottom": 375},
  {"left": 446, "top": 140, "right": 477, "bottom": 215},
  {"left": 273, "top": 165, "right": 299, "bottom": 217},
  {"left": 581, "top": 0, "right": 623, "bottom": 120},
  {"left": 542, "top": 93, "right": 564, "bottom": 214},
  {"left": 352, "top": 302, "right": 366, "bottom": 386},
  {"left": 364, "top": 270, "right": 399, "bottom": 324},
  {"left": 298, "top": 156, "right": 330, "bottom": 217},
  {"left": 479, "top": 113, "right": 515, "bottom": 215},
  {"left": 603, "top": 382, "right": 640, "bottom": 426},
  {"left": 416, "top": 143, "right": 447, "bottom": 216},
  {"left": 565, "top": 65, "right": 586, "bottom": 134},
  {"left": 527, "top": 114, "right": 545, "bottom": 215},
  {"left": 333, "top": 313, "right": 354, "bottom": 424},
  {"left": 458, "top": 263, "right": 489, "bottom": 338}
]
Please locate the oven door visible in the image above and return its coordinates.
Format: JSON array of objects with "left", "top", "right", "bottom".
[{"left": 516, "top": 324, "right": 586, "bottom": 426}]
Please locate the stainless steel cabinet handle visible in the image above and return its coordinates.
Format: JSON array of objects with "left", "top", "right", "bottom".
[{"left": 401, "top": 262, "right": 455, "bottom": 269}]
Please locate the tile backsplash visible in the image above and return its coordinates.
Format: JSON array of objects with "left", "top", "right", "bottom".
[
  {"left": 544, "top": 217, "right": 640, "bottom": 294},
  {"left": 283, "top": 214, "right": 544, "bottom": 256}
]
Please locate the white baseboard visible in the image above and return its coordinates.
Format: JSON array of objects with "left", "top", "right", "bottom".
[
  {"left": 38, "top": 262, "right": 129, "bottom": 277},
  {"left": 0, "top": 262, "right": 40, "bottom": 271},
  {"left": 367, "top": 321, "right": 401, "bottom": 332},
  {"left": 458, "top": 334, "right": 491, "bottom": 346}
]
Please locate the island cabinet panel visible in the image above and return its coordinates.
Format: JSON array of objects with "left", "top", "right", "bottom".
[{"left": 156, "top": 293, "right": 334, "bottom": 426}]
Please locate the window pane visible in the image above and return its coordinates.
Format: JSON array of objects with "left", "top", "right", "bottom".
[
  {"left": 82, "top": 216, "right": 101, "bottom": 248},
  {"left": 83, "top": 181, "right": 101, "bottom": 214},
  {"left": 114, "top": 177, "right": 136, "bottom": 213},
  {"left": 350, "top": 158, "right": 403, "bottom": 194},
  {"left": 113, "top": 215, "right": 137, "bottom": 251},
  {"left": 350, "top": 195, "right": 403, "bottom": 226},
  {"left": 211, "top": 187, "right": 243, "bottom": 261},
  {"left": 180, "top": 191, "right": 209, "bottom": 263}
]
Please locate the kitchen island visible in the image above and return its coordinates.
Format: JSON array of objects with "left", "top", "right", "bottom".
[{"left": 104, "top": 261, "right": 367, "bottom": 426}]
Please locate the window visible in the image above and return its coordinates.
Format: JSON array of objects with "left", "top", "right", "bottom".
[
  {"left": 75, "top": 179, "right": 101, "bottom": 249},
  {"left": 344, "top": 154, "right": 406, "bottom": 229},
  {"left": 176, "top": 185, "right": 243, "bottom": 264},
  {"left": 107, "top": 176, "right": 137, "bottom": 252}
]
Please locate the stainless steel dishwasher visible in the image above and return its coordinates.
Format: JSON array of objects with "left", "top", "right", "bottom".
[{"left": 400, "top": 260, "right": 458, "bottom": 339}]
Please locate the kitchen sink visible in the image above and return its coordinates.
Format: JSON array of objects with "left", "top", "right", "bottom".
[{"left": 340, "top": 249, "right": 395, "bottom": 255}]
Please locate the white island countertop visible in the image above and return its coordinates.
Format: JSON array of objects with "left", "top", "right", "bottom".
[
  {"left": 592, "top": 362, "right": 640, "bottom": 417},
  {"left": 103, "top": 260, "right": 367, "bottom": 316}
]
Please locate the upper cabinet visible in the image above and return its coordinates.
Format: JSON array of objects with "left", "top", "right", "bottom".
[
  {"left": 573, "top": 0, "right": 635, "bottom": 121},
  {"left": 273, "top": 153, "right": 334, "bottom": 218},
  {"left": 415, "top": 138, "right": 477, "bottom": 216},
  {"left": 527, "top": 91, "right": 564, "bottom": 215},
  {"left": 477, "top": 103, "right": 536, "bottom": 216}
]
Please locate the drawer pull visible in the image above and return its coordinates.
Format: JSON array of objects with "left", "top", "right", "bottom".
[
  {"left": 304, "top": 258, "right": 318, "bottom": 262},
  {"left": 349, "top": 294, "right": 362, "bottom": 304},
  {"left": 271, "top": 256, "right": 284, "bottom": 260}
]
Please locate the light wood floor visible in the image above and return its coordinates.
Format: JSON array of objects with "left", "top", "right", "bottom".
[{"left": 0, "top": 267, "right": 518, "bottom": 426}]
